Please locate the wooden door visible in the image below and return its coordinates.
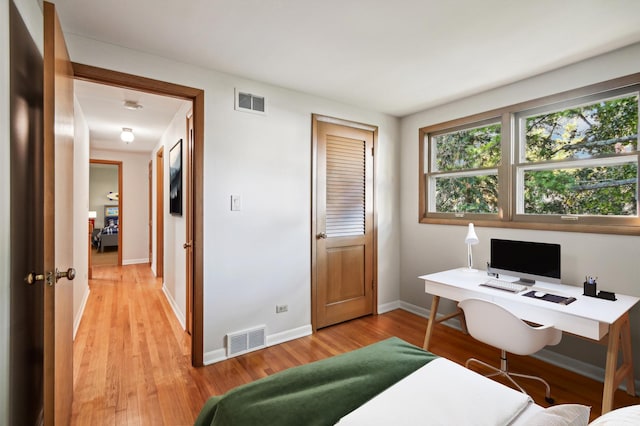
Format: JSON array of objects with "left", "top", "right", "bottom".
[
  {"left": 312, "top": 116, "right": 376, "bottom": 329},
  {"left": 44, "top": 2, "right": 75, "bottom": 424},
  {"left": 9, "top": 1, "right": 45, "bottom": 423}
]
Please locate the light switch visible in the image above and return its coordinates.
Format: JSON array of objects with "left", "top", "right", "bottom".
[{"left": 231, "top": 195, "right": 241, "bottom": 211}]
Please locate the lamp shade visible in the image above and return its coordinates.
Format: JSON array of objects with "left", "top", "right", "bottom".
[
  {"left": 120, "top": 127, "right": 134, "bottom": 143},
  {"left": 464, "top": 223, "right": 479, "bottom": 245}
]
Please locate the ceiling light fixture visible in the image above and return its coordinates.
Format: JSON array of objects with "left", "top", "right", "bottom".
[
  {"left": 120, "top": 127, "right": 134, "bottom": 143},
  {"left": 123, "top": 100, "right": 143, "bottom": 110}
]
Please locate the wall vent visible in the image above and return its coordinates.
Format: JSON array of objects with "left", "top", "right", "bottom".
[
  {"left": 235, "top": 88, "right": 266, "bottom": 114},
  {"left": 226, "top": 325, "right": 266, "bottom": 357}
]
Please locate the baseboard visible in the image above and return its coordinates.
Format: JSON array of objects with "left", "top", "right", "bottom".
[
  {"left": 162, "top": 284, "right": 186, "bottom": 330},
  {"left": 203, "top": 324, "right": 313, "bottom": 366},
  {"left": 123, "top": 258, "right": 150, "bottom": 265},
  {"left": 399, "top": 301, "right": 428, "bottom": 318},
  {"left": 204, "top": 348, "right": 228, "bottom": 365},
  {"left": 378, "top": 301, "right": 401, "bottom": 314},
  {"left": 266, "top": 325, "right": 313, "bottom": 347},
  {"left": 394, "top": 301, "right": 640, "bottom": 394},
  {"left": 73, "top": 287, "right": 91, "bottom": 340}
]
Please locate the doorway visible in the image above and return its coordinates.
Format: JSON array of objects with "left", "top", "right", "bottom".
[
  {"left": 89, "top": 161, "right": 122, "bottom": 267},
  {"left": 73, "top": 63, "right": 205, "bottom": 366}
]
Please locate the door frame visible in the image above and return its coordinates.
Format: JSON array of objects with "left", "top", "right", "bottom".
[
  {"left": 310, "top": 114, "right": 378, "bottom": 331},
  {"left": 73, "top": 63, "right": 205, "bottom": 366},
  {"left": 89, "top": 159, "right": 123, "bottom": 266},
  {"left": 156, "top": 147, "right": 164, "bottom": 278},
  {"left": 148, "top": 160, "right": 152, "bottom": 264}
]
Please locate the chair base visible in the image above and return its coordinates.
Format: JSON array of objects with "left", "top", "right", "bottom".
[{"left": 466, "top": 356, "right": 555, "bottom": 404}]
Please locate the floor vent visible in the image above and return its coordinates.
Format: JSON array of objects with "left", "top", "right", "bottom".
[{"left": 226, "top": 325, "right": 266, "bottom": 358}]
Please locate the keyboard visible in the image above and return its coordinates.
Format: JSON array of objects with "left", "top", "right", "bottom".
[{"left": 480, "top": 278, "right": 528, "bottom": 293}]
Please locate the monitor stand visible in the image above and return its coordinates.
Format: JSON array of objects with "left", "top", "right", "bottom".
[{"left": 515, "top": 278, "right": 535, "bottom": 286}]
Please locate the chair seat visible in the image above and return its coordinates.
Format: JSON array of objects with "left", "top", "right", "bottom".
[{"left": 458, "top": 298, "right": 562, "bottom": 402}]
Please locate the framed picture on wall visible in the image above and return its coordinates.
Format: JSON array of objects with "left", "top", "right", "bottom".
[
  {"left": 104, "top": 205, "right": 119, "bottom": 217},
  {"left": 169, "top": 139, "right": 183, "bottom": 215}
]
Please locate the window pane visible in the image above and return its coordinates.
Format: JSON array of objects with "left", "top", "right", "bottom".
[
  {"left": 524, "top": 94, "right": 638, "bottom": 162},
  {"left": 524, "top": 163, "right": 637, "bottom": 216},
  {"left": 434, "top": 123, "right": 501, "bottom": 171},
  {"left": 434, "top": 174, "right": 499, "bottom": 213}
]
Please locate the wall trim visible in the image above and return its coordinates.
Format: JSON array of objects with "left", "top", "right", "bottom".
[
  {"left": 378, "top": 301, "right": 401, "bottom": 314},
  {"left": 162, "top": 284, "right": 186, "bottom": 330},
  {"left": 203, "top": 324, "right": 313, "bottom": 366},
  {"left": 73, "top": 287, "right": 90, "bottom": 340},
  {"left": 266, "top": 325, "right": 313, "bottom": 347},
  {"left": 122, "top": 258, "right": 150, "bottom": 265}
]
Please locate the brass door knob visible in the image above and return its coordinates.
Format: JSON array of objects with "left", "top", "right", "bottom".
[
  {"left": 55, "top": 267, "right": 76, "bottom": 282},
  {"left": 24, "top": 272, "right": 45, "bottom": 285}
]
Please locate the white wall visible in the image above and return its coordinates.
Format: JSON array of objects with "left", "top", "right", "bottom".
[
  {"left": 152, "top": 101, "right": 191, "bottom": 327},
  {"left": 65, "top": 33, "right": 401, "bottom": 362},
  {"left": 1, "top": 0, "right": 42, "bottom": 421},
  {"left": 72, "top": 97, "right": 90, "bottom": 338},
  {"left": 400, "top": 43, "right": 640, "bottom": 383},
  {"left": 90, "top": 149, "right": 150, "bottom": 264}
]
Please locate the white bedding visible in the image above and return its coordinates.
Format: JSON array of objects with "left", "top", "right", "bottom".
[{"left": 338, "top": 357, "right": 541, "bottom": 426}]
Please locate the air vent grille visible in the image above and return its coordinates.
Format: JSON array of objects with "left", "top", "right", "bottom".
[
  {"left": 226, "top": 325, "right": 266, "bottom": 357},
  {"left": 235, "top": 89, "right": 266, "bottom": 114}
]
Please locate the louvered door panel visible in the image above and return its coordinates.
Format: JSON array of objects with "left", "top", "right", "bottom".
[
  {"left": 326, "top": 136, "right": 366, "bottom": 238},
  {"left": 314, "top": 117, "right": 375, "bottom": 329}
]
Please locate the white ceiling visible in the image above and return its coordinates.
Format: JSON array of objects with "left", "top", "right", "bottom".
[
  {"left": 75, "top": 80, "right": 188, "bottom": 153},
  {"left": 59, "top": 0, "right": 640, "bottom": 151}
]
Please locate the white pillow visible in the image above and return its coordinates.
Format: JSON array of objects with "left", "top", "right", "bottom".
[
  {"left": 524, "top": 404, "right": 591, "bottom": 426},
  {"left": 589, "top": 405, "right": 640, "bottom": 425}
]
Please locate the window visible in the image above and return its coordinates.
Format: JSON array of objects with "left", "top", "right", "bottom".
[
  {"left": 425, "top": 119, "right": 501, "bottom": 216},
  {"left": 419, "top": 73, "right": 640, "bottom": 234},
  {"left": 515, "top": 91, "right": 638, "bottom": 222}
]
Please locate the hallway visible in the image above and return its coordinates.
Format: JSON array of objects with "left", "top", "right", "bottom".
[{"left": 71, "top": 264, "right": 208, "bottom": 424}]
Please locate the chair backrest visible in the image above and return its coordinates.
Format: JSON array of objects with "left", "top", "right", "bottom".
[{"left": 458, "top": 298, "right": 562, "bottom": 356}]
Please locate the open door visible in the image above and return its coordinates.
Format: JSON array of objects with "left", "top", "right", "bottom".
[
  {"left": 43, "top": 2, "right": 75, "bottom": 424},
  {"left": 9, "top": 1, "right": 45, "bottom": 422}
]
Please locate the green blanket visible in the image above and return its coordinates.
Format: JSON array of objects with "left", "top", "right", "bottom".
[{"left": 194, "top": 337, "right": 437, "bottom": 426}]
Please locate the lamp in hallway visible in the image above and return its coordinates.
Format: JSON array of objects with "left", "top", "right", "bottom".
[{"left": 120, "top": 127, "right": 134, "bottom": 143}]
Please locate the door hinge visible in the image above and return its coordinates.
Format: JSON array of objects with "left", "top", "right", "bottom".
[{"left": 371, "top": 146, "right": 374, "bottom": 156}]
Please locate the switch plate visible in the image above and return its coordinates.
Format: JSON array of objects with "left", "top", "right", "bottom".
[{"left": 231, "top": 195, "right": 241, "bottom": 211}]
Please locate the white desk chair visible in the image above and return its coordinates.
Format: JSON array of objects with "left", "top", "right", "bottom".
[{"left": 458, "top": 298, "right": 562, "bottom": 404}]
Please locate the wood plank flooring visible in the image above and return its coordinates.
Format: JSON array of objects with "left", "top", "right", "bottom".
[{"left": 71, "top": 264, "right": 638, "bottom": 425}]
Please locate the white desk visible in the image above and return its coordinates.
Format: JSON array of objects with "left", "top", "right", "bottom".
[{"left": 420, "top": 268, "right": 639, "bottom": 415}]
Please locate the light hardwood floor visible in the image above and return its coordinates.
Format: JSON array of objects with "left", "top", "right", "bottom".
[{"left": 71, "top": 264, "right": 638, "bottom": 424}]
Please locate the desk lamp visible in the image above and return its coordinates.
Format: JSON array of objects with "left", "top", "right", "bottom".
[{"left": 464, "top": 223, "right": 479, "bottom": 272}]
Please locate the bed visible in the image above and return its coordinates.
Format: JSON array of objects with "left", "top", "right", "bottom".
[
  {"left": 92, "top": 216, "right": 119, "bottom": 252},
  {"left": 195, "top": 337, "right": 597, "bottom": 426}
]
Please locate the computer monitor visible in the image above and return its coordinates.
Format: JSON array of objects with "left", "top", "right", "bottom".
[{"left": 489, "top": 239, "right": 561, "bottom": 284}]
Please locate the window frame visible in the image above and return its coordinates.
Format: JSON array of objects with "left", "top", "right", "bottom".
[{"left": 418, "top": 72, "right": 640, "bottom": 236}]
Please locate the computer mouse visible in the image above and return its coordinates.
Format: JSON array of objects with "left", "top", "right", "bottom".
[{"left": 534, "top": 291, "right": 546, "bottom": 298}]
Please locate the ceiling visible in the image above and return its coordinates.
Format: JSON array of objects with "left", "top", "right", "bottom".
[
  {"left": 75, "top": 80, "right": 188, "bottom": 153},
  {"left": 59, "top": 0, "right": 640, "bottom": 152}
]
